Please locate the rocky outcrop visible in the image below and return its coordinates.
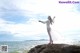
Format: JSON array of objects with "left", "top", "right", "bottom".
[{"left": 28, "top": 44, "right": 80, "bottom": 53}]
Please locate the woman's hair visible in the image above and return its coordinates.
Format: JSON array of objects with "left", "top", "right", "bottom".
[{"left": 48, "top": 16, "right": 53, "bottom": 25}]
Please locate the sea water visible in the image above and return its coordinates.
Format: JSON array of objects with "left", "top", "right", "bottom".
[{"left": 0, "top": 40, "right": 48, "bottom": 53}]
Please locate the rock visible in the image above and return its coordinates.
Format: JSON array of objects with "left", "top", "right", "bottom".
[{"left": 28, "top": 44, "right": 80, "bottom": 53}]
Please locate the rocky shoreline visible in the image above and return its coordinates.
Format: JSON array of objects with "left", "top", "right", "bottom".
[{"left": 28, "top": 44, "right": 80, "bottom": 53}]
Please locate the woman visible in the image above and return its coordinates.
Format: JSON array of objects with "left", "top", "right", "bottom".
[{"left": 39, "top": 16, "right": 55, "bottom": 44}]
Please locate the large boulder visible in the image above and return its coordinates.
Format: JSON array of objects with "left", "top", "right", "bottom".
[{"left": 28, "top": 44, "right": 80, "bottom": 53}]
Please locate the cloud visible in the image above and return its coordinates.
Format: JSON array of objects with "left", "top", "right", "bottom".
[
  {"left": 0, "top": 17, "right": 47, "bottom": 40},
  {"left": 0, "top": 0, "right": 80, "bottom": 41},
  {"left": 0, "top": 0, "right": 29, "bottom": 24},
  {"left": 75, "top": 1, "right": 80, "bottom": 12},
  {"left": 0, "top": 0, "right": 48, "bottom": 40},
  {"left": 1, "top": 11, "right": 28, "bottom": 23},
  {"left": 12, "top": 0, "right": 77, "bottom": 15}
]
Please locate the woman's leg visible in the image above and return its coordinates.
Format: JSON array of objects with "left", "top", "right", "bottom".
[{"left": 47, "top": 30, "right": 53, "bottom": 44}]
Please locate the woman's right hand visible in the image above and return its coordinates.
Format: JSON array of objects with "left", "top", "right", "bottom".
[{"left": 39, "top": 20, "right": 41, "bottom": 22}]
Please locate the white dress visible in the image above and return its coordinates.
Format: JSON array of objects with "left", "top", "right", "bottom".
[
  {"left": 46, "top": 20, "right": 64, "bottom": 43},
  {"left": 46, "top": 20, "right": 51, "bottom": 31}
]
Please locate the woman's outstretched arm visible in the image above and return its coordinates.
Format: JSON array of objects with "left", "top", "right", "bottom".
[
  {"left": 39, "top": 20, "right": 46, "bottom": 24},
  {"left": 53, "top": 16, "right": 55, "bottom": 23}
]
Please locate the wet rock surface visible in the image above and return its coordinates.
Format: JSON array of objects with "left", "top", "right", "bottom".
[{"left": 28, "top": 44, "right": 80, "bottom": 53}]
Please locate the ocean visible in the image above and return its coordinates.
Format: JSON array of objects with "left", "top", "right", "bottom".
[{"left": 0, "top": 40, "right": 48, "bottom": 53}]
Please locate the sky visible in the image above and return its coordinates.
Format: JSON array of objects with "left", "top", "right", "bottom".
[{"left": 0, "top": 0, "right": 80, "bottom": 43}]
